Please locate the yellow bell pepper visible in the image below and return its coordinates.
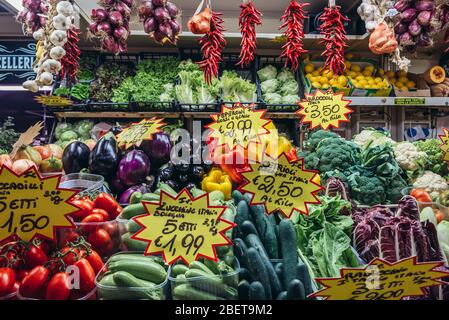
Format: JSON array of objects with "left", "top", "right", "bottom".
[
  {"left": 266, "top": 135, "right": 293, "bottom": 158},
  {"left": 201, "top": 168, "right": 232, "bottom": 200}
]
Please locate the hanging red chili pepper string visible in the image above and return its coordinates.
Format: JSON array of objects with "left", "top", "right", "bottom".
[
  {"left": 318, "top": 3, "right": 349, "bottom": 75},
  {"left": 198, "top": 10, "right": 226, "bottom": 84},
  {"left": 279, "top": 1, "right": 308, "bottom": 71},
  {"left": 60, "top": 27, "right": 80, "bottom": 82},
  {"left": 237, "top": 0, "right": 262, "bottom": 68}
]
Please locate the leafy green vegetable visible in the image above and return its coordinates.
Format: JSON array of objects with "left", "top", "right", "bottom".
[
  {"left": 220, "top": 71, "right": 256, "bottom": 103},
  {"left": 257, "top": 65, "right": 277, "bottom": 82},
  {"left": 277, "top": 68, "right": 295, "bottom": 83},
  {"left": 415, "top": 139, "right": 449, "bottom": 177},
  {"left": 279, "top": 80, "right": 298, "bottom": 96},
  {"left": 261, "top": 79, "right": 278, "bottom": 93},
  {"left": 90, "top": 62, "right": 133, "bottom": 102},
  {"left": 53, "top": 87, "right": 71, "bottom": 97},
  {"left": 0, "top": 117, "right": 20, "bottom": 153},
  {"left": 71, "top": 83, "right": 89, "bottom": 101},
  {"left": 264, "top": 92, "right": 282, "bottom": 104},
  {"left": 281, "top": 94, "right": 300, "bottom": 104}
]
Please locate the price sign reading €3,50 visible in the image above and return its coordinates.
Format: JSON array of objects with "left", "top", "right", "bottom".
[
  {"left": 310, "top": 257, "right": 449, "bottom": 300},
  {"left": 132, "top": 189, "right": 235, "bottom": 265},
  {"left": 438, "top": 128, "right": 449, "bottom": 162},
  {"left": 206, "top": 104, "right": 273, "bottom": 150},
  {"left": 239, "top": 153, "right": 322, "bottom": 218},
  {"left": 116, "top": 118, "right": 165, "bottom": 149},
  {"left": 0, "top": 166, "right": 78, "bottom": 243},
  {"left": 297, "top": 89, "right": 353, "bottom": 130}
]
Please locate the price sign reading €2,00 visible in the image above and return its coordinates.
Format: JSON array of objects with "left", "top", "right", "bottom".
[
  {"left": 0, "top": 166, "right": 79, "bottom": 242},
  {"left": 297, "top": 89, "right": 353, "bottom": 130},
  {"left": 239, "top": 154, "right": 322, "bottom": 218},
  {"left": 438, "top": 128, "right": 449, "bottom": 162},
  {"left": 132, "top": 189, "right": 235, "bottom": 265},
  {"left": 310, "top": 257, "right": 449, "bottom": 300},
  {"left": 116, "top": 118, "right": 165, "bottom": 149},
  {"left": 206, "top": 104, "right": 273, "bottom": 150}
]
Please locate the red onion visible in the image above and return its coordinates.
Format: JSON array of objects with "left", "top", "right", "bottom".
[
  {"left": 408, "top": 19, "right": 422, "bottom": 36},
  {"left": 23, "top": 0, "right": 39, "bottom": 10},
  {"left": 25, "top": 11, "right": 36, "bottom": 23},
  {"left": 144, "top": 17, "right": 157, "bottom": 33},
  {"left": 394, "top": 0, "right": 410, "bottom": 12},
  {"left": 166, "top": 2, "right": 179, "bottom": 18},
  {"left": 97, "top": 21, "right": 112, "bottom": 34},
  {"left": 119, "top": 41, "right": 127, "bottom": 53},
  {"left": 159, "top": 21, "right": 173, "bottom": 39},
  {"left": 113, "top": 26, "right": 129, "bottom": 40},
  {"left": 417, "top": 11, "right": 432, "bottom": 26},
  {"left": 88, "top": 21, "right": 98, "bottom": 33},
  {"left": 401, "top": 8, "right": 418, "bottom": 23},
  {"left": 121, "top": 0, "right": 133, "bottom": 7},
  {"left": 38, "top": 15, "right": 46, "bottom": 26},
  {"left": 16, "top": 10, "right": 27, "bottom": 22},
  {"left": 152, "top": 0, "right": 166, "bottom": 6},
  {"left": 399, "top": 31, "right": 414, "bottom": 44},
  {"left": 109, "top": 11, "right": 124, "bottom": 26},
  {"left": 168, "top": 19, "right": 180, "bottom": 34},
  {"left": 415, "top": 0, "right": 435, "bottom": 11},
  {"left": 153, "top": 30, "right": 166, "bottom": 43},
  {"left": 102, "top": 36, "right": 119, "bottom": 53},
  {"left": 39, "top": 2, "right": 48, "bottom": 14},
  {"left": 115, "top": 2, "right": 131, "bottom": 19},
  {"left": 394, "top": 22, "right": 408, "bottom": 34},
  {"left": 417, "top": 32, "right": 432, "bottom": 46},
  {"left": 91, "top": 8, "right": 108, "bottom": 22},
  {"left": 154, "top": 7, "right": 170, "bottom": 23},
  {"left": 138, "top": 1, "right": 154, "bottom": 19}
]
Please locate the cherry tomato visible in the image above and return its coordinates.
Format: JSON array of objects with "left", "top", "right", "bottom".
[
  {"left": 5, "top": 251, "right": 21, "bottom": 270},
  {"left": 45, "top": 272, "right": 71, "bottom": 300},
  {"left": 73, "top": 258, "right": 96, "bottom": 293},
  {"left": 92, "top": 208, "right": 109, "bottom": 221},
  {"left": 87, "top": 228, "right": 113, "bottom": 256},
  {"left": 19, "top": 266, "right": 49, "bottom": 298},
  {"left": 60, "top": 247, "right": 81, "bottom": 266},
  {"left": 34, "top": 239, "right": 53, "bottom": 255},
  {"left": 70, "top": 199, "right": 93, "bottom": 221},
  {"left": 110, "top": 205, "right": 123, "bottom": 220},
  {"left": 57, "top": 229, "right": 80, "bottom": 248},
  {"left": 85, "top": 250, "right": 104, "bottom": 274},
  {"left": 0, "top": 267, "right": 15, "bottom": 296},
  {"left": 102, "top": 221, "right": 119, "bottom": 238},
  {"left": 24, "top": 244, "right": 48, "bottom": 269},
  {"left": 94, "top": 193, "right": 118, "bottom": 214},
  {"left": 7, "top": 281, "right": 19, "bottom": 296},
  {"left": 81, "top": 214, "right": 105, "bottom": 233},
  {"left": 81, "top": 196, "right": 95, "bottom": 208},
  {"left": 16, "top": 269, "right": 29, "bottom": 282}
]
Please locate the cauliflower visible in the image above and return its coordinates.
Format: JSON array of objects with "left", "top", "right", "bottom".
[
  {"left": 353, "top": 128, "right": 395, "bottom": 149},
  {"left": 413, "top": 171, "right": 448, "bottom": 197},
  {"left": 393, "top": 142, "right": 426, "bottom": 171}
]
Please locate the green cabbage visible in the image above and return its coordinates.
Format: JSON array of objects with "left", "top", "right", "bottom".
[
  {"left": 280, "top": 80, "right": 298, "bottom": 95},
  {"left": 257, "top": 65, "right": 277, "bottom": 82},
  {"left": 277, "top": 68, "right": 295, "bottom": 83},
  {"left": 264, "top": 93, "right": 282, "bottom": 104},
  {"left": 282, "top": 94, "right": 300, "bottom": 104},
  {"left": 261, "top": 79, "right": 279, "bottom": 94}
]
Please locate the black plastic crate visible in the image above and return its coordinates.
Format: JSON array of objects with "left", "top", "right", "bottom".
[
  {"left": 179, "top": 48, "right": 205, "bottom": 63},
  {"left": 177, "top": 101, "right": 220, "bottom": 112},
  {"left": 133, "top": 100, "right": 176, "bottom": 112},
  {"left": 88, "top": 100, "right": 133, "bottom": 112},
  {"left": 45, "top": 102, "right": 90, "bottom": 113},
  {"left": 100, "top": 53, "right": 139, "bottom": 65},
  {"left": 139, "top": 51, "right": 180, "bottom": 61},
  {"left": 221, "top": 53, "right": 257, "bottom": 82}
]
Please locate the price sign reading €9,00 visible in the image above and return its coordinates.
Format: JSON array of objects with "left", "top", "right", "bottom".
[
  {"left": 239, "top": 154, "right": 322, "bottom": 218},
  {"left": 116, "top": 118, "right": 165, "bottom": 149},
  {"left": 0, "top": 166, "right": 78, "bottom": 242},
  {"left": 297, "top": 89, "right": 353, "bottom": 130},
  {"left": 438, "top": 128, "right": 449, "bottom": 162},
  {"left": 132, "top": 189, "right": 235, "bottom": 265},
  {"left": 310, "top": 257, "right": 449, "bottom": 300},
  {"left": 206, "top": 104, "right": 273, "bottom": 150}
]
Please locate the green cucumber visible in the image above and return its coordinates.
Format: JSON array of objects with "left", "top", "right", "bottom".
[
  {"left": 129, "top": 192, "right": 143, "bottom": 204},
  {"left": 274, "top": 263, "right": 283, "bottom": 285},
  {"left": 209, "top": 190, "right": 225, "bottom": 204},
  {"left": 108, "top": 253, "right": 162, "bottom": 264},
  {"left": 122, "top": 232, "right": 147, "bottom": 251},
  {"left": 246, "top": 248, "right": 272, "bottom": 300},
  {"left": 126, "top": 219, "right": 142, "bottom": 233},
  {"left": 245, "top": 234, "right": 270, "bottom": 261},
  {"left": 296, "top": 262, "right": 313, "bottom": 297},
  {"left": 121, "top": 203, "right": 146, "bottom": 219},
  {"left": 203, "top": 259, "right": 220, "bottom": 275},
  {"left": 276, "top": 291, "right": 287, "bottom": 300},
  {"left": 241, "top": 220, "right": 259, "bottom": 238},
  {"left": 98, "top": 273, "right": 116, "bottom": 287},
  {"left": 233, "top": 238, "right": 249, "bottom": 268},
  {"left": 156, "top": 182, "right": 177, "bottom": 196},
  {"left": 232, "top": 190, "right": 243, "bottom": 203},
  {"left": 286, "top": 279, "right": 305, "bottom": 300},
  {"left": 109, "top": 260, "right": 167, "bottom": 284},
  {"left": 239, "top": 268, "right": 252, "bottom": 282},
  {"left": 235, "top": 200, "right": 251, "bottom": 238},
  {"left": 175, "top": 274, "right": 187, "bottom": 285},
  {"left": 279, "top": 219, "right": 298, "bottom": 289},
  {"left": 173, "top": 284, "right": 225, "bottom": 300},
  {"left": 250, "top": 204, "right": 278, "bottom": 259},
  {"left": 249, "top": 281, "right": 266, "bottom": 300},
  {"left": 141, "top": 193, "right": 161, "bottom": 202},
  {"left": 243, "top": 193, "right": 253, "bottom": 205},
  {"left": 172, "top": 264, "right": 189, "bottom": 277},
  {"left": 238, "top": 280, "right": 251, "bottom": 300},
  {"left": 112, "top": 271, "right": 162, "bottom": 300},
  {"left": 189, "top": 261, "right": 214, "bottom": 275},
  {"left": 190, "top": 188, "right": 206, "bottom": 198},
  {"left": 185, "top": 269, "right": 237, "bottom": 299}
]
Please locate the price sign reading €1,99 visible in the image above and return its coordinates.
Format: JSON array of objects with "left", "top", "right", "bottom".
[
  {"left": 132, "top": 189, "right": 235, "bottom": 265},
  {"left": 438, "top": 128, "right": 449, "bottom": 162},
  {"left": 116, "top": 118, "right": 165, "bottom": 149},
  {"left": 297, "top": 89, "right": 353, "bottom": 130},
  {"left": 310, "top": 257, "right": 449, "bottom": 300},
  {"left": 206, "top": 104, "right": 273, "bottom": 150},
  {"left": 0, "top": 166, "right": 79, "bottom": 243},
  {"left": 239, "top": 154, "right": 322, "bottom": 218}
]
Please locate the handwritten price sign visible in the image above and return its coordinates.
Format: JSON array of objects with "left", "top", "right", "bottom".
[
  {"left": 132, "top": 189, "right": 235, "bottom": 265},
  {"left": 311, "top": 257, "right": 449, "bottom": 300},
  {"left": 206, "top": 103, "right": 273, "bottom": 150},
  {"left": 438, "top": 128, "right": 449, "bottom": 162},
  {"left": 239, "top": 154, "right": 322, "bottom": 218},
  {"left": 0, "top": 166, "right": 78, "bottom": 242},
  {"left": 297, "top": 89, "right": 352, "bottom": 130},
  {"left": 116, "top": 118, "right": 165, "bottom": 149},
  {"left": 35, "top": 95, "right": 73, "bottom": 107}
]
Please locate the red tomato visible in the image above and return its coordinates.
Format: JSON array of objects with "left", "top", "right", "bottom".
[
  {"left": 87, "top": 228, "right": 113, "bottom": 256},
  {"left": 60, "top": 247, "right": 81, "bottom": 266},
  {"left": 11, "top": 159, "right": 36, "bottom": 175},
  {"left": 16, "top": 269, "right": 29, "bottom": 282},
  {"left": 33, "top": 146, "right": 52, "bottom": 160},
  {"left": 57, "top": 229, "right": 79, "bottom": 248},
  {"left": 102, "top": 222, "right": 119, "bottom": 238},
  {"left": 47, "top": 144, "right": 63, "bottom": 159},
  {"left": 24, "top": 244, "right": 48, "bottom": 269},
  {"left": 45, "top": 272, "right": 71, "bottom": 300},
  {"left": 7, "top": 281, "right": 19, "bottom": 295},
  {"left": 0, "top": 268, "right": 15, "bottom": 296},
  {"left": 81, "top": 196, "right": 95, "bottom": 208},
  {"left": 0, "top": 154, "right": 13, "bottom": 169},
  {"left": 94, "top": 193, "right": 118, "bottom": 214},
  {"left": 92, "top": 208, "right": 109, "bottom": 221},
  {"left": 70, "top": 199, "right": 93, "bottom": 221},
  {"left": 73, "top": 259, "right": 96, "bottom": 293},
  {"left": 85, "top": 250, "right": 104, "bottom": 274},
  {"left": 19, "top": 266, "right": 49, "bottom": 298},
  {"left": 81, "top": 214, "right": 105, "bottom": 233},
  {"left": 110, "top": 205, "right": 123, "bottom": 220},
  {"left": 34, "top": 238, "right": 53, "bottom": 255},
  {"left": 5, "top": 251, "right": 21, "bottom": 270}
]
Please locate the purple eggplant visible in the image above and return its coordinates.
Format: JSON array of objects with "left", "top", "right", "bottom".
[
  {"left": 119, "top": 182, "right": 153, "bottom": 204},
  {"left": 118, "top": 149, "right": 151, "bottom": 187},
  {"left": 141, "top": 132, "right": 172, "bottom": 166}
]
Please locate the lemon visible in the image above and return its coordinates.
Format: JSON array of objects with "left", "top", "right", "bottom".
[
  {"left": 320, "top": 76, "right": 329, "bottom": 84},
  {"left": 363, "top": 69, "right": 373, "bottom": 77},
  {"left": 329, "top": 78, "right": 338, "bottom": 86},
  {"left": 364, "top": 84, "right": 372, "bottom": 89},
  {"left": 312, "top": 70, "right": 320, "bottom": 77},
  {"left": 355, "top": 75, "right": 365, "bottom": 81},
  {"left": 358, "top": 79, "right": 368, "bottom": 86},
  {"left": 377, "top": 68, "right": 385, "bottom": 76},
  {"left": 303, "top": 54, "right": 311, "bottom": 62},
  {"left": 345, "top": 53, "right": 354, "bottom": 59},
  {"left": 406, "top": 81, "right": 416, "bottom": 89},
  {"left": 348, "top": 71, "right": 357, "bottom": 78},
  {"left": 344, "top": 61, "right": 351, "bottom": 70},
  {"left": 389, "top": 78, "right": 396, "bottom": 85},
  {"left": 304, "top": 63, "right": 315, "bottom": 73},
  {"left": 351, "top": 65, "right": 361, "bottom": 72},
  {"left": 385, "top": 70, "right": 395, "bottom": 79},
  {"left": 321, "top": 84, "right": 330, "bottom": 89},
  {"left": 374, "top": 77, "right": 383, "bottom": 83},
  {"left": 312, "top": 81, "right": 321, "bottom": 88},
  {"left": 398, "top": 76, "right": 408, "bottom": 84},
  {"left": 322, "top": 69, "right": 334, "bottom": 80},
  {"left": 306, "top": 73, "right": 312, "bottom": 79},
  {"left": 337, "top": 75, "right": 347, "bottom": 86},
  {"left": 397, "top": 70, "right": 407, "bottom": 78}
]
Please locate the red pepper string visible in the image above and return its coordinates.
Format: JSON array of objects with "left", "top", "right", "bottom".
[
  {"left": 318, "top": 5, "right": 349, "bottom": 75},
  {"left": 198, "top": 11, "right": 226, "bottom": 85},
  {"left": 237, "top": 1, "right": 262, "bottom": 68},
  {"left": 279, "top": 1, "right": 308, "bottom": 71},
  {"left": 60, "top": 27, "right": 81, "bottom": 83}
]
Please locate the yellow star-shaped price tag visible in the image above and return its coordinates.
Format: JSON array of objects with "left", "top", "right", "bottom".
[
  {"left": 0, "top": 166, "right": 78, "bottom": 242},
  {"left": 296, "top": 89, "right": 353, "bottom": 130},
  {"left": 132, "top": 189, "right": 235, "bottom": 265},
  {"left": 311, "top": 257, "right": 449, "bottom": 300},
  {"left": 206, "top": 103, "right": 273, "bottom": 150},
  {"left": 239, "top": 154, "right": 322, "bottom": 218},
  {"left": 116, "top": 118, "right": 166, "bottom": 149},
  {"left": 438, "top": 128, "right": 449, "bottom": 162},
  {"left": 35, "top": 95, "right": 73, "bottom": 107}
]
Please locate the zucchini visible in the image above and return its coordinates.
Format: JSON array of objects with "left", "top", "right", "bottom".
[
  {"left": 235, "top": 200, "right": 251, "bottom": 238},
  {"left": 141, "top": 193, "right": 161, "bottom": 202},
  {"left": 249, "top": 281, "right": 266, "bottom": 300},
  {"left": 279, "top": 219, "right": 298, "bottom": 289},
  {"left": 108, "top": 253, "right": 162, "bottom": 264},
  {"left": 245, "top": 233, "right": 270, "bottom": 262},
  {"left": 175, "top": 274, "right": 187, "bottom": 285},
  {"left": 296, "top": 262, "right": 313, "bottom": 297},
  {"left": 156, "top": 182, "right": 177, "bottom": 196},
  {"left": 239, "top": 268, "right": 253, "bottom": 282},
  {"left": 185, "top": 269, "right": 237, "bottom": 300},
  {"left": 241, "top": 220, "right": 259, "bottom": 238},
  {"left": 218, "top": 260, "right": 238, "bottom": 288},
  {"left": 209, "top": 190, "right": 225, "bottom": 204},
  {"left": 243, "top": 192, "right": 253, "bottom": 205},
  {"left": 286, "top": 279, "right": 305, "bottom": 300},
  {"left": 233, "top": 238, "right": 249, "bottom": 268},
  {"left": 121, "top": 203, "right": 146, "bottom": 219},
  {"left": 98, "top": 273, "right": 116, "bottom": 287},
  {"left": 250, "top": 204, "right": 278, "bottom": 259},
  {"left": 238, "top": 280, "right": 251, "bottom": 300},
  {"left": 190, "top": 188, "right": 206, "bottom": 198},
  {"left": 109, "top": 260, "right": 167, "bottom": 284},
  {"left": 122, "top": 232, "right": 147, "bottom": 251},
  {"left": 189, "top": 261, "right": 214, "bottom": 275},
  {"left": 129, "top": 192, "right": 143, "bottom": 204},
  {"left": 172, "top": 264, "right": 189, "bottom": 277},
  {"left": 203, "top": 259, "right": 220, "bottom": 275},
  {"left": 276, "top": 291, "right": 287, "bottom": 300},
  {"left": 126, "top": 219, "right": 142, "bottom": 234},
  {"left": 246, "top": 248, "right": 272, "bottom": 299},
  {"left": 274, "top": 263, "right": 283, "bottom": 285},
  {"left": 232, "top": 190, "right": 243, "bottom": 203},
  {"left": 173, "top": 284, "right": 225, "bottom": 300}
]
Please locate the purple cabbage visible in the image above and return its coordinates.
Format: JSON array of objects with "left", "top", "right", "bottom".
[{"left": 118, "top": 149, "right": 151, "bottom": 187}]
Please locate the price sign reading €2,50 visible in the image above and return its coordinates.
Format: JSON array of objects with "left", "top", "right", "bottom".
[
  {"left": 116, "top": 118, "right": 165, "bottom": 149},
  {"left": 438, "top": 128, "right": 449, "bottom": 162},
  {"left": 239, "top": 154, "right": 322, "bottom": 218},
  {"left": 311, "top": 257, "right": 449, "bottom": 300},
  {"left": 297, "top": 89, "right": 353, "bottom": 130},
  {"left": 0, "top": 166, "right": 79, "bottom": 243},
  {"left": 206, "top": 104, "right": 273, "bottom": 150},
  {"left": 132, "top": 189, "right": 235, "bottom": 265}
]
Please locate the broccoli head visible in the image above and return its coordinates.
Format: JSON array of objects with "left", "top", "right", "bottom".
[
  {"left": 303, "top": 130, "right": 339, "bottom": 152},
  {"left": 315, "top": 138, "right": 361, "bottom": 173},
  {"left": 386, "top": 174, "right": 408, "bottom": 203},
  {"left": 347, "top": 172, "right": 386, "bottom": 205},
  {"left": 297, "top": 150, "right": 319, "bottom": 170}
]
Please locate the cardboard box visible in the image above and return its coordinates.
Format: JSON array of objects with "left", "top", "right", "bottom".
[{"left": 393, "top": 73, "right": 431, "bottom": 97}]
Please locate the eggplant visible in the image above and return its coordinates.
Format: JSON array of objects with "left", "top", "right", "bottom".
[
  {"left": 185, "top": 183, "right": 197, "bottom": 190},
  {"left": 141, "top": 132, "right": 172, "bottom": 166},
  {"left": 192, "top": 166, "right": 205, "bottom": 181},
  {"left": 118, "top": 149, "right": 151, "bottom": 186},
  {"left": 179, "top": 174, "right": 189, "bottom": 184},
  {"left": 89, "top": 132, "right": 119, "bottom": 179},
  {"left": 159, "top": 165, "right": 174, "bottom": 181},
  {"left": 119, "top": 181, "right": 153, "bottom": 204},
  {"left": 62, "top": 141, "right": 90, "bottom": 174},
  {"left": 175, "top": 163, "right": 190, "bottom": 174},
  {"left": 165, "top": 179, "right": 179, "bottom": 191}
]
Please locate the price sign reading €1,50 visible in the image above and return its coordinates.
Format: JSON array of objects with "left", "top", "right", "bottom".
[
  {"left": 0, "top": 166, "right": 78, "bottom": 242},
  {"left": 206, "top": 104, "right": 273, "bottom": 150},
  {"left": 297, "top": 89, "right": 353, "bottom": 130},
  {"left": 239, "top": 154, "right": 322, "bottom": 218},
  {"left": 310, "top": 257, "right": 449, "bottom": 300},
  {"left": 116, "top": 118, "right": 165, "bottom": 149},
  {"left": 132, "top": 189, "right": 235, "bottom": 265},
  {"left": 438, "top": 128, "right": 449, "bottom": 162}
]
